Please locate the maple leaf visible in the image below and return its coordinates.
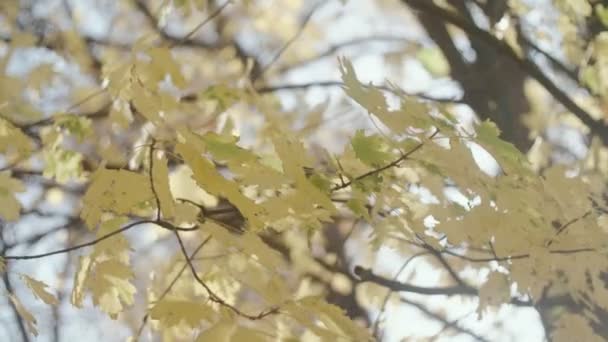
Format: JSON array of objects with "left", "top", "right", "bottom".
[
  {"left": 21, "top": 275, "right": 59, "bottom": 306},
  {"left": 150, "top": 298, "right": 214, "bottom": 329},
  {"left": 0, "top": 172, "right": 25, "bottom": 221}
]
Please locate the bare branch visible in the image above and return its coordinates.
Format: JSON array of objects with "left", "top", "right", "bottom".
[
  {"left": 400, "top": 298, "right": 489, "bottom": 342},
  {"left": 253, "top": 1, "right": 325, "bottom": 81},
  {"left": 277, "top": 35, "right": 419, "bottom": 73},
  {"left": 132, "top": 0, "right": 219, "bottom": 49}
]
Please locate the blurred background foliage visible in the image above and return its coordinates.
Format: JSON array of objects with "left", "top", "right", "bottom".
[{"left": 1, "top": 0, "right": 608, "bottom": 341}]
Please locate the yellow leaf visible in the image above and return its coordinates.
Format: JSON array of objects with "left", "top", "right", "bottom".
[
  {"left": 177, "top": 136, "right": 267, "bottom": 230},
  {"left": 147, "top": 47, "right": 187, "bottom": 89},
  {"left": 89, "top": 259, "right": 136, "bottom": 318},
  {"left": 152, "top": 152, "right": 176, "bottom": 219},
  {"left": 129, "top": 81, "right": 164, "bottom": 124},
  {"left": 81, "top": 166, "right": 153, "bottom": 229},
  {"left": 203, "top": 221, "right": 283, "bottom": 270},
  {"left": 150, "top": 298, "right": 214, "bottom": 329},
  {"left": 93, "top": 217, "right": 131, "bottom": 258},
  {"left": 475, "top": 120, "right": 528, "bottom": 174},
  {"left": 283, "top": 297, "right": 372, "bottom": 341},
  {"left": 195, "top": 319, "right": 236, "bottom": 341},
  {"left": 0, "top": 118, "right": 34, "bottom": 159},
  {"left": 299, "top": 297, "right": 373, "bottom": 341},
  {"left": 0, "top": 172, "right": 25, "bottom": 221},
  {"left": 338, "top": 57, "right": 434, "bottom": 132},
  {"left": 71, "top": 255, "right": 92, "bottom": 308},
  {"left": 9, "top": 294, "right": 38, "bottom": 336},
  {"left": 21, "top": 275, "right": 59, "bottom": 306},
  {"left": 477, "top": 272, "right": 510, "bottom": 318},
  {"left": 417, "top": 47, "right": 450, "bottom": 77},
  {"left": 351, "top": 130, "right": 394, "bottom": 167},
  {"left": 551, "top": 313, "right": 603, "bottom": 342},
  {"left": 270, "top": 130, "right": 336, "bottom": 214},
  {"left": 71, "top": 255, "right": 136, "bottom": 318},
  {"left": 232, "top": 326, "right": 270, "bottom": 342}
]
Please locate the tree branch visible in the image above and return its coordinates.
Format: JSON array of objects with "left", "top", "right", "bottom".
[
  {"left": 277, "top": 35, "right": 419, "bottom": 74},
  {"left": 256, "top": 81, "right": 463, "bottom": 103},
  {"left": 132, "top": 0, "right": 221, "bottom": 49},
  {"left": 400, "top": 298, "right": 489, "bottom": 342},
  {"left": 354, "top": 265, "right": 478, "bottom": 296},
  {"left": 2, "top": 272, "right": 30, "bottom": 342},
  {"left": 403, "top": 0, "right": 608, "bottom": 144},
  {"left": 331, "top": 128, "right": 440, "bottom": 192},
  {"left": 135, "top": 235, "right": 212, "bottom": 338},
  {"left": 4, "top": 219, "right": 197, "bottom": 261},
  {"left": 172, "top": 230, "right": 279, "bottom": 320},
  {"left": 252, "top": 1, "right": 324, "bottom": 81}
]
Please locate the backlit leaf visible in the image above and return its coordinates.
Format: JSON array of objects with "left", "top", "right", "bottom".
[
  {"left": 0, "top": 172, "right": 24, "bottom": 221},
  {"left": 9, "top": 294, "right": 38, "bottom": 336},
  {"left": 21, "top": 275, "right": 59, "bottom": 306},
  {"left": 81, "top": 166, "right": 153, "bottom": 229},
  {"left": 477, "top": 272, "right": 510, "bottom": 318},
  {"left": 351, "top": 130, "right": 393, "bottom": 167},
  {"left": 150, "top": 298, "right": 214, "bottom": 329}
]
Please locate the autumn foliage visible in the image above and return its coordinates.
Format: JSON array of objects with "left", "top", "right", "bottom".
[{"left": 1, "top": 0, "right": 608, "bottom": 341}]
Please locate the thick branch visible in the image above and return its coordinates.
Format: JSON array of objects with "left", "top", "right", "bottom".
[
  {"left": 403, "top": 0, "right": 608, "bottom": 144},
  {"left": 354, "top": 265, "right": 478, "bottom": 296}
]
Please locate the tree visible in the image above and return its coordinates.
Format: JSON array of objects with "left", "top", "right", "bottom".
[{"left": 0, "top": 0, "right": 607, "bottom": 341}]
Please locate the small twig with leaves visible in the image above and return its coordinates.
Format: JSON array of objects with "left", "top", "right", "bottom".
[
  {"left": 146, "top": 146, "right": 279, "bottom": 320},
  {"left": 331, "top": 128, "right": 440, "bottom": 192},
  {"left": 172, "top": 230, "right": 280, "bottom": 320},
  {"left": 136, "top": 235, "right": 213, "bottom": 338}
]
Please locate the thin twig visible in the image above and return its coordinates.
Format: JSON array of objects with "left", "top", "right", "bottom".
[
  {"left": 253, "top": 1, "right": 325, "bottom": 80},
  {"left": 372, "top": 251, "right": 429, "bottom": 338},
  {"left": 277, "top": 35, "right": 419, "bottom": 73},
  {"left": 0, "top": 233, "right": 31, "bottom": 342},
  {"left": 172, "top": 230, "right": 279, "bottom": 320},
  {"left": 135, "top": 235, "right": 212, "bottom": 338},
  {"left": 2, "top": 272, "right": 31, "bottom": 342},
  {"left": 389, "top": 233, "right": 599, "bottom": 263},
  {"left": 5, "top": 219, "right": 197, "bottom": 261},
  {"left": 331, "top": 129, "right": 440, "bottom": 192},
  {"left": 256, "top": 81, "right": 463, "bottom": 103},
  {"left": 400, "top": 298, "right": 489, "bottom": 342},
  {"left": 148, "top": 140, "right": 162, "bottom": 221},
  {"left": 169, "top": 0, "right": 232, "bottom": 48}
]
